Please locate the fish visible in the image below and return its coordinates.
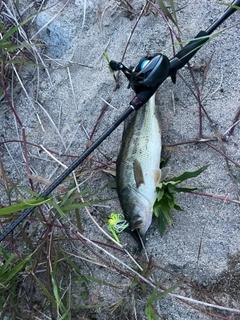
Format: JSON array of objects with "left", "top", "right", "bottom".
[{"left": 116, "top": 93, "right": 164, "bottom": 246}]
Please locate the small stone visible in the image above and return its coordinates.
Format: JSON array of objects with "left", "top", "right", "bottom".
[{"left": 35, "top": 12, "right": 74, "bottom": 58}]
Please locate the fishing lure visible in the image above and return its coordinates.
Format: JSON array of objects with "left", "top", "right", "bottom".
[{"left": 107, "top": 213, "right": 129, "bottom": 243}]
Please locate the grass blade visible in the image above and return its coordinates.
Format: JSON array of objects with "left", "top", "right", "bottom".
[
  {"left": 0, "top": 198, "right": 51, "bottom": 215},
  {"left": 158, "top": 0, "right": 178, "bottom": 28},
  {"left": 31, "top": 272, "right": 57, "bottom": 309}
]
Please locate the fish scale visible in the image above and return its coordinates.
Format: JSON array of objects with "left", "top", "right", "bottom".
[{"left": 116, "top": 94, "right": 162, "bottom": 237}]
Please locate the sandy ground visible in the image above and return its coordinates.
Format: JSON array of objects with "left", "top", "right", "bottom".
[{"left": 1, "top": 0, "right": 240, "bottom": 319}]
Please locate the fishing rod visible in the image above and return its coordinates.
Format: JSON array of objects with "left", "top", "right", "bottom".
[{"left": 0, "top": 0, "right": 239, "bottom": 242}]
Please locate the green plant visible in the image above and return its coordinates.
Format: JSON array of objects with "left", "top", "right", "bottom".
[
  {"left": 157, "top": 0, "right": 179, "bottom": 28},
  {"left": 154, "top": 165, "right": 209, "bottom": 236},
  {"left": 0, "top": 10, "right": 41, "bottom": 96},
  {"left": 0, "top": 16, "right": 34, "bottom": 62},
  {"left": 0, "top": 248, "right": 31, "bottom": 318},
  {"left": 145, "top": 282, "right": 179, "bottom": 320}
]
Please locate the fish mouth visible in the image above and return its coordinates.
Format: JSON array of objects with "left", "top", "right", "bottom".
[{"left": 130, "top": 211, "right": 145, "bottom": 230}]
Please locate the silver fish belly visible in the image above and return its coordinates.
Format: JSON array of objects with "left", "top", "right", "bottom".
[{"left": 116, "top": 94, "right": 162, "bottom": 237}]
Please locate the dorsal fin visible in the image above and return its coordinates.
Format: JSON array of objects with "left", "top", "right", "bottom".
[{"left": 133, "top": 159, "right": 145, "bottom": 188}]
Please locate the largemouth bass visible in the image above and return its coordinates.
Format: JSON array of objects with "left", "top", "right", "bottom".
[{"left": 116, "top": 93, "right": 163, "bottom": 240}]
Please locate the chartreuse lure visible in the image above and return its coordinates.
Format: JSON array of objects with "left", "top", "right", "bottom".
[{"left": 107, "top": 213, "right": 129, "bottom": 243}]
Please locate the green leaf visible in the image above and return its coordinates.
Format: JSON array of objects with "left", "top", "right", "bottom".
[
  {"left": 103, "top": 51, "right": 110, "bottom": 63},
  {"left": 173, "top": 203, "right": 184, "bottom": 211},
  {"left": 0, "top": 252, "right": 15, "bottom": 277},
  {"left": 169, "top": 0, "right": 178, "bottom": 28},
  {"left": 161, "top": 199, "right": 172, "bottom": 226},
  {"left": 0, "top": 41, "right": 12, "bottom": 49},
  {"left": 52, "top": 275, "right": 68, "bottom": 314},
  {"left": 0, "top": 43, "right": 42, "bottom": 53},
  {"left": 6, "top": 180, "right": 21, "bottom": 196},
  {"left": 75, "top": 208, "right": 83, "bottom": 232},
  {"left": 0, "top": 58, "right": 42, "bottom": 67},
  {"left": 50, "top": 198, "right": 68, "bottom": 220},
  {"left": 156, "top": 180, "right": 180, "bottom": 189},
  {"left": 157, "top": 0, "right": 178, "bottom": 28},
  {"left": 61, "top": 198, "right": 115, "bottom": 212},
  {"left": 60, "top": 189, "right": 90, "bottom": 206},
  {"left": 154, "top": 165, "right": 208, "bottom": 237},
  {"left": 157, "top": 209, "right": 165, "bottom": 237},
  {"left": 145, "top": 304, "right": 157, "bottom": 320},
  {"left": 152, "top": 283, "right": 178, "bottom": 300},
  {"left": 20, "top": 187, "right": 40, "bottom": 197},
  {"left": 170, "top": 186, "right": 200, "bottom": 193},
  {"left": 60, "top": 186, "right": 89, "bottom": 207},
  {"left": 170, "top": 165, "right": 209, "bottom": 183},
  {"left": 0, "top": 22, "right": 6, "bottom": 33},
  {"left": 18, "top": 225, "right": 34, "bottom": 250},
  {"left": 217, "top": 2, "right": 240, "bottom": 10},
  {"left": 58, "top": 310, "right": 71, "bottom": 320},
  {"left": 81, "top": 282, "right": 89, "bottom": 300},
  {"left": 0, "top": 197, "right": 51, "bottom": 215},
  {"left": 156, "top": 187, "right": 164, "bottom": 201},
  {"left": 52, "top": 275, "right": 61, "bottom": 302},
  {"left": 147, "top": 282, "right": 161, "bottom": 306},
  {"left": 103, "top": 50, "right": 114, "bottom": 75},
  {"left": 32, "top": 273, "right": 57, "bottom": 309},
  {"left": 2, "top": 254, "right": 30, "bottom": 283},
  {"left": 1, "top": 13, "right": 38, "bottom": 43}
]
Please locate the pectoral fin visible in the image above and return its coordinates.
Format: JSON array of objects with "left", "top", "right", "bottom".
[
  {"left": 154, "top": 167, "right": 169, "bottom": 185},
  {"left": 133, "top": 159, "right": 145, "bottom": 188},
  {"left": 154, "top": 168, "right": 162, "bottom": 185},
  {"left": 160, "top": 167, "right": 169, "bottom": 181}
]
